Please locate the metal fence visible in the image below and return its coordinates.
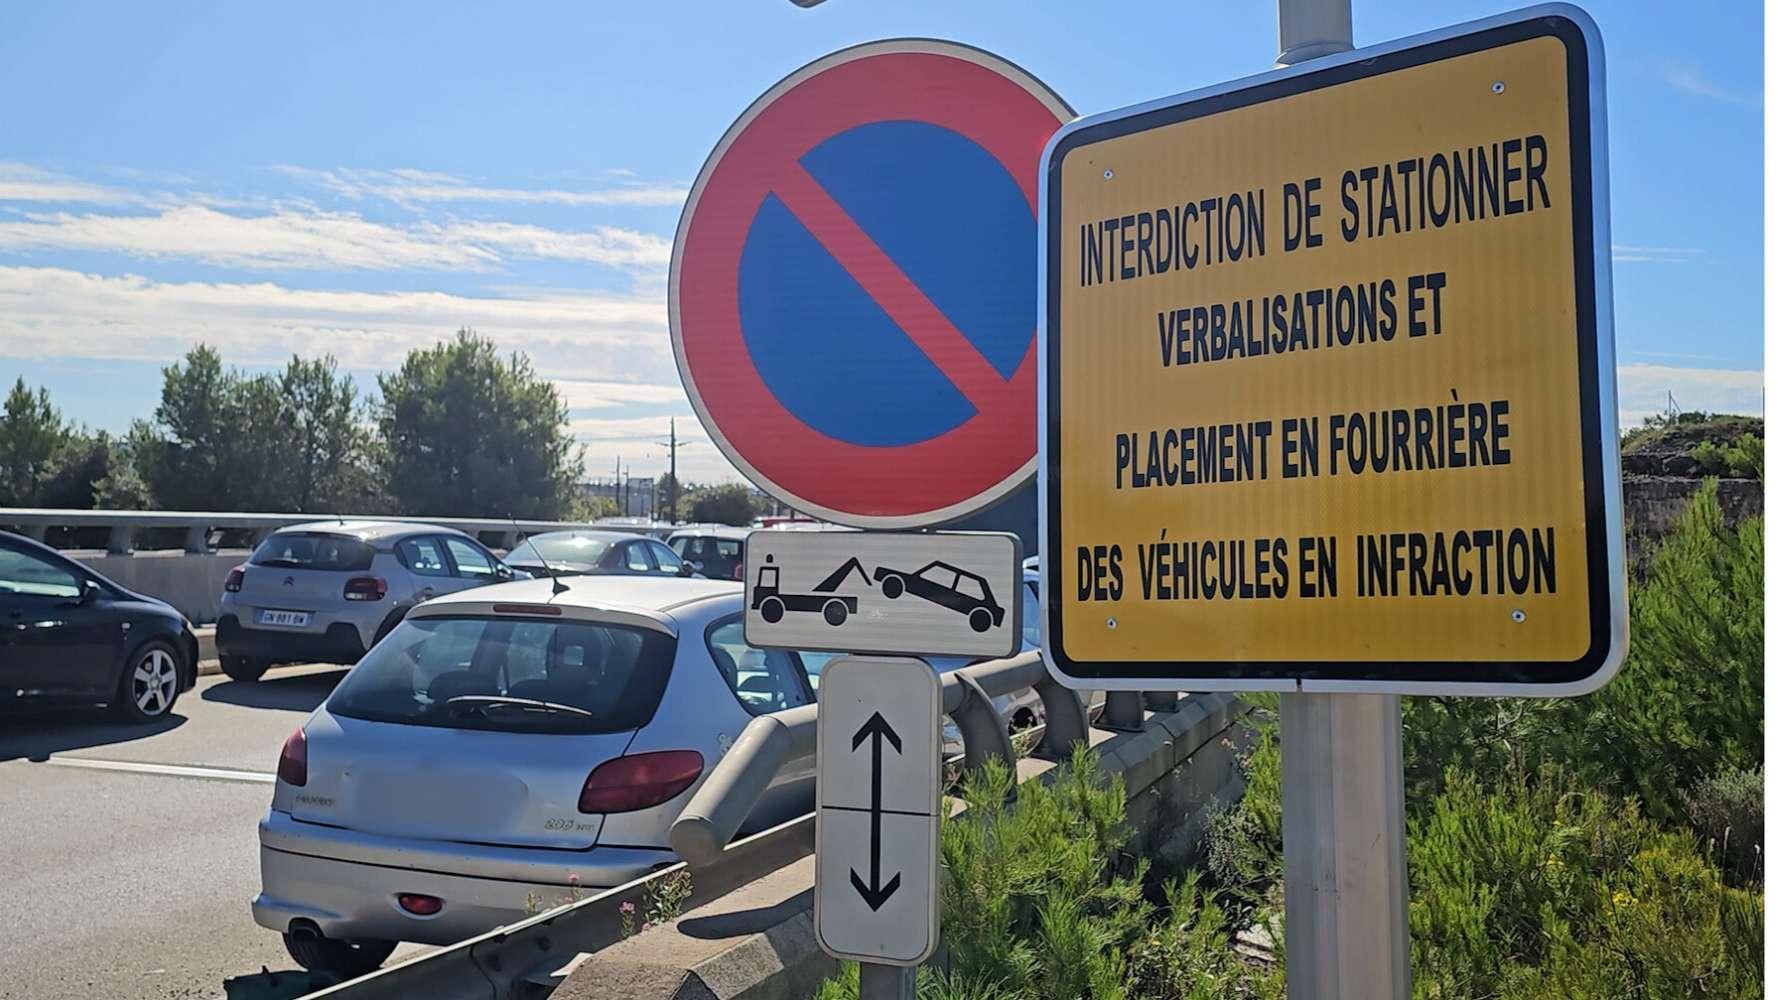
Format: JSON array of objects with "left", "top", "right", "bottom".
[
  {"left": 0, "top": 507, "right": 673, "bottom": 555},
  {"left": 310, "top": 650, "right": 1148, "bottom": 1000}
]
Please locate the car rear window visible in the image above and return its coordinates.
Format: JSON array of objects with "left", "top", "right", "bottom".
[
  {"left": 510, "top": 534, "right": 612, "bottom": 572},
  {"left": 327, "top": 616, "right": 676, "bottom": 734},
  {"left": 251, "top": 532, "right": 376, "bottom": 572}
]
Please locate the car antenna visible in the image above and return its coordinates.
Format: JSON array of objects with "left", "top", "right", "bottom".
[{"left": 511, "top": 512, "right": 568, "bottom": 596}]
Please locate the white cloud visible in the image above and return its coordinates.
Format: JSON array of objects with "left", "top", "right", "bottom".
[
  {"left": 0, "top": 264, "right": 676, "bottom": 383},
  {"left": 1660, "top": 63, "right": 1761, "bottom": 108},
  {"left": 1612, "top": 244, "right": 1705, "bottom": 264},
  {"left": 1616, "top": 363, "right": 1763, "bottom": 424},
  {"left": 552, "top": 379, "right": 690, "bottom": 410},
  {"left": 0, "top": 203, "right": 669, "bottom": 272},
  {"left": 0, "top": 163, "right": 134, "bottom": 205},
  {"left": 275, "top": 166, "right": 687, "bottom": 210}
]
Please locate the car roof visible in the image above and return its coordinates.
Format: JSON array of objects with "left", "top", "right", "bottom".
[
  {"left": 408, "top": 575, "right": 742, "bottom": 636},
  {"left": 272, "top": 520, "right": 467, "bottom": 542},
  {"left": 666, "top": 524, "right": 750, "bottom": 541},
  {"left": 517, "top": 529, "right": 641, "bottom": 544}
]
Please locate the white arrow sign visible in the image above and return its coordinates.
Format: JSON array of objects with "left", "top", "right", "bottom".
[{"left": 814, "top": 656, "right": 941, "bottom": 966}]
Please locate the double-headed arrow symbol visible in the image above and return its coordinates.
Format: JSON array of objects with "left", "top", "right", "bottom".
[{"left": 849, "top": 710, "right": 902, "bottom": 911}]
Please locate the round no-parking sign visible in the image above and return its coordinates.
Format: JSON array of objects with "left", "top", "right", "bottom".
[{"left": 670, "top": 39, "right": 1071, "bottom": 528}]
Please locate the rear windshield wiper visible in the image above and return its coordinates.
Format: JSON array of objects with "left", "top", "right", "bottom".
[{"left": 443, "top": 695, "right": 594, "bottom": 720}]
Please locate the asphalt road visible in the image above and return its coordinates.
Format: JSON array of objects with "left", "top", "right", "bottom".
[{"left": 0, "top": 664, "right": 425, "bottom": 1000}]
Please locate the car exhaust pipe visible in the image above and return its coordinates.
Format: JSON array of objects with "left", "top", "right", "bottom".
[{"left": 287, "top": 920, "right": 323, "bottom": 944}]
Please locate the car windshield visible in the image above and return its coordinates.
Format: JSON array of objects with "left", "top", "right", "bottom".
[
  {"left": 250, "top": 532, "right": 376, "bottom": 571},
  {"left": 327, "top": 616, "right": 676, "bottom": 734},
  {"left": 509, "top": 533, "right": 613, "bottom": 571}
]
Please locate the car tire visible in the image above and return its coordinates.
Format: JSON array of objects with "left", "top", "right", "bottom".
[
  {"left": 113, "top": 640, "right": 183, "bottom": 722},
  {"left": 968, "top": 607, "right": 993, "bottom": 633},
  {"left": 283, "top": 930, "right": 396, "bottom": 979},
  {"left": 880, "top": 575, "right": 905, "bottom": 599},
  {"left": 220, "top": 655, "right": 270, "bottom": 683}
]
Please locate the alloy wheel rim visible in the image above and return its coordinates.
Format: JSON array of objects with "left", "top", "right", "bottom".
[{"left": 133, "top": 649, "right": 177, "bottom": 715}]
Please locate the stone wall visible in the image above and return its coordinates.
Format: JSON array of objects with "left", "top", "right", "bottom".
[{"left": 1623, "top": 475, "right": 1762, "bottom": 572}]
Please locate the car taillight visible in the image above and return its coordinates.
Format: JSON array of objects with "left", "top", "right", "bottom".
[
  {"left": 732, "top": 564, "right": 745, "bottom": 581},
  {"left": 343, "top": 576, "right": 387, "bottom": 601},
  {"left": 224, "top": 565, "right": 245, "bottom": 593},
  {"left": 278, "top": 728, "right": 308, "bottom": 787},
  {"left": 578, "top": 750, "right": 703, "bottom": 814},
  {"left": 397, "top": 893, "right": 444, "bottom": 916}
]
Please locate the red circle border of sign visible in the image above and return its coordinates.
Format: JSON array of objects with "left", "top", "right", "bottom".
[{"left": 670, "top": 39, "right": 1072, "bottom": 528}]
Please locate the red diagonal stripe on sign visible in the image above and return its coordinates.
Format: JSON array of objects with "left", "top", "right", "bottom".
[{"left": 772, "top": 164, "right": 1011, "bottom": 408}]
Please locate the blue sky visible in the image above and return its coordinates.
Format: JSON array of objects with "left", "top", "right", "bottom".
[{"left": 0, "top": 0, "right": 1761, "bottom": 485}]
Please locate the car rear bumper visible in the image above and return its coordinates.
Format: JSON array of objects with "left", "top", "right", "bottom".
[
  {"left": 253, "top": 809, "right": 671, "bottom": 945},
  {"left": 217, "top": 615, "right": 368, "bottom": 665}
]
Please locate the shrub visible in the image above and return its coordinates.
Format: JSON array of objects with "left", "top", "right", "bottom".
[
  {"left": 819, "top": 746, "right": 1277, "bottom": 1000},
  {"left": 1409, "top": 766, "right": 1761, "bottom": 999},
  {"left": 1686, "top": 767, "right": 1764, "bottom": 887}
]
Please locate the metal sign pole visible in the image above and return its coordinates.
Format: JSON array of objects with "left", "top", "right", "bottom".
[
  {"left": 859, "top": 962, "right": 918, "bottom": 1000},
  {"left": 1273, "top": 4, "right": 1410, "bottom": 999}
]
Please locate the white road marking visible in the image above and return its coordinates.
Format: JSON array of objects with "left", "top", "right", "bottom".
[{"left": 45, "top": 756, "right": 276, "bottom": 784}]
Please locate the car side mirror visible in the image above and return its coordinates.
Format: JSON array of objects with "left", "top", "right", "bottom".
[
  {"left": 680, "top": 561, "right": 700, "bottom": 577},
  {"left": 79, "top": 579, "right": 101, "bottom": 605},
  {"left": 495, "top": 563, "right": 513, "bottom": 581}
]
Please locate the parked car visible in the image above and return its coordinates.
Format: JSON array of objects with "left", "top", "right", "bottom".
[
  {"left": 665, "top": 524, "right": 749, "bottom": 581},
  {"left": 251, "top": 575, "right": 825, "bottom": 976},
  {"left": 506, "top": 529, "right": 699, "bottom": 580},
  {"left": 215, "top": 521, "right": 518, "bottom": 682},
  {"left": 0, "top": 529, "right": 198, "bottom": 721}
]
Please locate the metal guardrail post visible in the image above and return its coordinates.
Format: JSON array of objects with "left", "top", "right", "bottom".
[
  {"left": 1143, "top": 691, "right": 1180, "bottom": 713},
  {"left": 944, "top": 671, "right": 1015, "bottom": 772},
  {"left": 105, "top": 524, "right": 133, "bottom": 555},
  {"left": 182, "top": 525, "right": 211, "bottom": 554},
  {"left": 1099, "top": 691, "right": 1146, "bottom": 732},
  {"left": 671, "top": 703, "right": 818, "bottom": 867},
  {"left": 1034, "top": 675, "right": 1091, "bottom": 759}
]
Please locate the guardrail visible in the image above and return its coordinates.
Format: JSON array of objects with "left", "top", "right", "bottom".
[
  {"left": 0, "top": 507, "right": 675, "bottom": 554},
  {"left": 313, "top": 651, "right": 1109, "bottom": 999}
]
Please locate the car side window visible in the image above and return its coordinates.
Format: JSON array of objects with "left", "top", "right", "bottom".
[
  {"left": 0, "top": 544, "right": 81, "bottom": 600},
  {"left": 624, "top": 543, "right": 653, "bottom": 573},
  {"left": 443, "top": 537, "right": 497, "bottom": 580},
  {"left": 670, "top": 537, "right": 698, "bottom": 559},
  {"left": 1021, "top": 581, "right": 1041, "bottom": 649},
  {"left": 796, "top": 650, "right": 843, "bottom": 693},
  {"left": 398, "top": 537, "right": 452, "bottom": 578},
  {"left": 706, "top": 618, "right": 812, "bottom": 715},
  {"left": 648, "top": 541, "right": 685, "bottom": 575}
]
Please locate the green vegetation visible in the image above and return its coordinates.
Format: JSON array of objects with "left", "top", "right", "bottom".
[
  {"left": 0, "top": 329, "right": 590, "bottom": 519},
  {"left": 684, "top": 482, "right": 762, "bottom": 525},
  {"left": 377, "top": 329, "right": 583, "bottom": 519},
  {"left": 821, "top": 482, "right": 1762, "bottom": 999}
]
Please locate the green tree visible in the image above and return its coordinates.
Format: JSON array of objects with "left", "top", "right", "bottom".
[
  {"left": 0, "top": 377, "right": 70, "bottom": 505},
  {"left": 279, "top": 356, "right": 368, "bottom": 511},
  {"left": 135, "top": 345, "right": 237, "bottom": 509},
  {"left": 686, "top": 482, "right": 760, "bottom": 526},
  {"left": 376, "top": 329, "right": 583, "bottom": 518}
]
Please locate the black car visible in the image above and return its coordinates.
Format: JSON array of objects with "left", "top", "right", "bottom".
[{"left": 0, "top": 529, "right": 199, "bottom": 721}]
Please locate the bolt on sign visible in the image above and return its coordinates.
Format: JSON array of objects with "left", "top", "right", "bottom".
[{"left": 1039, "top": 6, "right": 1627, "bottom": 695}]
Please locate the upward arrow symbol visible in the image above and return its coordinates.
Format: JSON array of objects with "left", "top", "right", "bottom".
[{"left": 849, "top": 711, "right": 902, "bottom": 911}]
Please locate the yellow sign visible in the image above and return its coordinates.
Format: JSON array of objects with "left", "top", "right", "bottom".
[{"left": 1041, "top": 10, "right": 1624, "bottom": 694}]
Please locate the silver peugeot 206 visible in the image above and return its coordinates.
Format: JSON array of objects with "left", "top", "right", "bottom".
[{"left": 250, "top": 574, "right": 826, "bottom": 977}]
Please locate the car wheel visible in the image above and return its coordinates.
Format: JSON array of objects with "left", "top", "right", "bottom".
[
  {"left": 220, "top": 655, "right": 270, "bottom": 683},
  {"left": 283, "top": 929, "right": 396, "bottom": 979},
  {"left": 823, "top": 599, "right": 849, "bottom": 627},
  {"left": 968, "top": 607, "right": 993, "bottom": 633},
  {"left": 113, "top": 641, "right": 182, "bottom": 722},
  {"left": 880, "top": 574, "right": 905, "bottom": 599},
  {"left": 760, "top": 596, "right": 785, "bottom": 623}
]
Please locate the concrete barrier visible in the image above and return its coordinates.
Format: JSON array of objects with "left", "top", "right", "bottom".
[
  {"left": 71, "top": 550, "right": 249, "bottom": 624},
  {"left": 553, "top": 694, "right": 1253, "bottom": 1000}
]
